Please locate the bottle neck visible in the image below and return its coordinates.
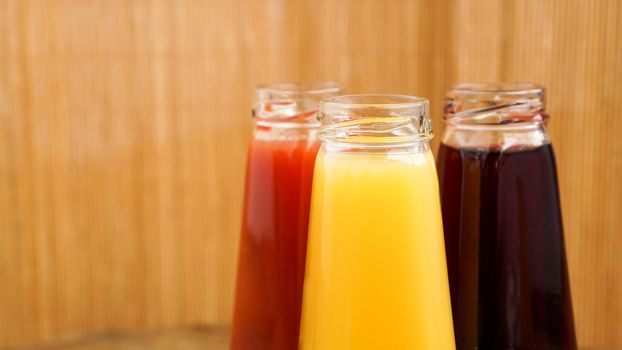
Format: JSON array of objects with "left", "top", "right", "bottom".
[
  {"left": 254, "top": 122, "right": 318, "bottom": 142},
  {"left": 251, "top": 81, "right": 344, "bottom": 142},
  {"left": 317, "top": 95, "right": 434, "bottom": 155},
  {"left": 441, "top": 122, "right": 550, "bottom": 151},
  {"left": 322, "top": 139, "right": 431, "bottom": 155},
  {"left": 442, "top": 83, "right": 550, "bottom": 151}
]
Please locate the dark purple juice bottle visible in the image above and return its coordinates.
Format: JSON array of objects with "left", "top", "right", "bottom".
[{"left": 437, "top": 83, "right": 577, "bottom": 350}]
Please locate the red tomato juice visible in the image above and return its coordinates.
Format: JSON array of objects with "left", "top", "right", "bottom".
[{"left": 231, "top": 136, "right": 319, "bottom": 350}]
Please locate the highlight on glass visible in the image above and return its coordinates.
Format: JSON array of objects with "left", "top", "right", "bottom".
[
  {"left": 231, "top": 81, "right": 344, "bottom": 350},
  {"left": 300, "top": 94, "right": 455, "bottom": 349},
  {"left": 437, "top": 83, "right": 577, "bottom": 349}
]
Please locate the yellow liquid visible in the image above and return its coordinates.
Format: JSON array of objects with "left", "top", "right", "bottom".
[{"left": 300, "top": 146, "right": 455, "bottom": 349}]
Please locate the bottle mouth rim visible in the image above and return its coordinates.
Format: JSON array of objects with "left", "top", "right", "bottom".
[
  {"left": 253, "top": 81, "right": 344, "bottom": 125},
  {"left": 449, "top": 82, "right": 545, "bottom": 96},
  {"left": 320, "top": 94, "right": 428, "bottom": 110},
  {"left": 318, "top": 94, "right": 433, "bottom": 147},
  {"left": 256, "top": 81, "right": 344, "bottom": 96},
  {"left": 444, "top": 82, "right": 546, "bottom": 127}
]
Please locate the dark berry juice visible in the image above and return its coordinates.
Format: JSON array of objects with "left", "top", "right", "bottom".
[{"left": 437, "top": 143, "right": 577, "bottom": 350}]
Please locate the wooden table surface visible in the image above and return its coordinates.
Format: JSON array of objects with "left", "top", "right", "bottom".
[
  {"left": 5, "top": 327, "right": 229, "bottom": 350},
  {"left": 4, "top": 327, "right": 620, "bottom": 350}
]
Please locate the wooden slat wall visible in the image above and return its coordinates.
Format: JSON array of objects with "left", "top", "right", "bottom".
[{"left": 0, "top": 0, "right": 620, "bottom": 348}]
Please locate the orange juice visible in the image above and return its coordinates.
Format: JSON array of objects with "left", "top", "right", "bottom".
[{"left": 299, "top": 95, "right": 455, "bottom": 349}]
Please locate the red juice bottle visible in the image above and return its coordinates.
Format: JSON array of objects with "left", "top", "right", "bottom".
[
  {"left": 231, "top": 82, "right": 343, "bottom": 350},
  {"left": 437, "top": 83, "right": 577, "bottom": 349}
]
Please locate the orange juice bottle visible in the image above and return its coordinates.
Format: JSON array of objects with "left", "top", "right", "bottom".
[{"left": 300, "top": 95, "right": 455, "bottom": 349}]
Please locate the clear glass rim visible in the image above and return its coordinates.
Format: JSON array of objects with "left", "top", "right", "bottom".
[
  {"left": 254, "top": 81, "right": 344, "bottom": 127},
  {"left": 256, "top": 81, "right": 344, "bottom": 96},
  {"left": 444, "top": 82, "right": 547, "bottom": 128},
  {"left": 318, "top": 94, "right": 433, "bottom": 147},
  {"left": 449, "top": 82, "right": 545, "bottom": 96},
  {"left": 321, "top": 94, "right": 428, "bottom": 110}
]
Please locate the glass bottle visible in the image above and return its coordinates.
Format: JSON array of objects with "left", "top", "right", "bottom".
[
  {"left": 300, "top": 95, "right": 455, "bottom": 349},
  {"left": 231, "top": 82, "right": 344, "bottom": 350},
  {"left": 437, "top": 83, "right": 577, "bottom": 349}
]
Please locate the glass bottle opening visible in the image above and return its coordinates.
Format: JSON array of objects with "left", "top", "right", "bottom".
[
  {"left": 444, "top": 82, "right": 547, "bottom": 130},
  {"left": 254, "top": 81, "right": 344, "bottom": 128},
  {"left": 317, "top": 94, "right": 433, "bottom": 147}
]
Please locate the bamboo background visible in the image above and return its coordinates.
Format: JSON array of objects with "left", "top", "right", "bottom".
[{"left": 0, "top": 0, "right": 620, "bottom": 348}]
